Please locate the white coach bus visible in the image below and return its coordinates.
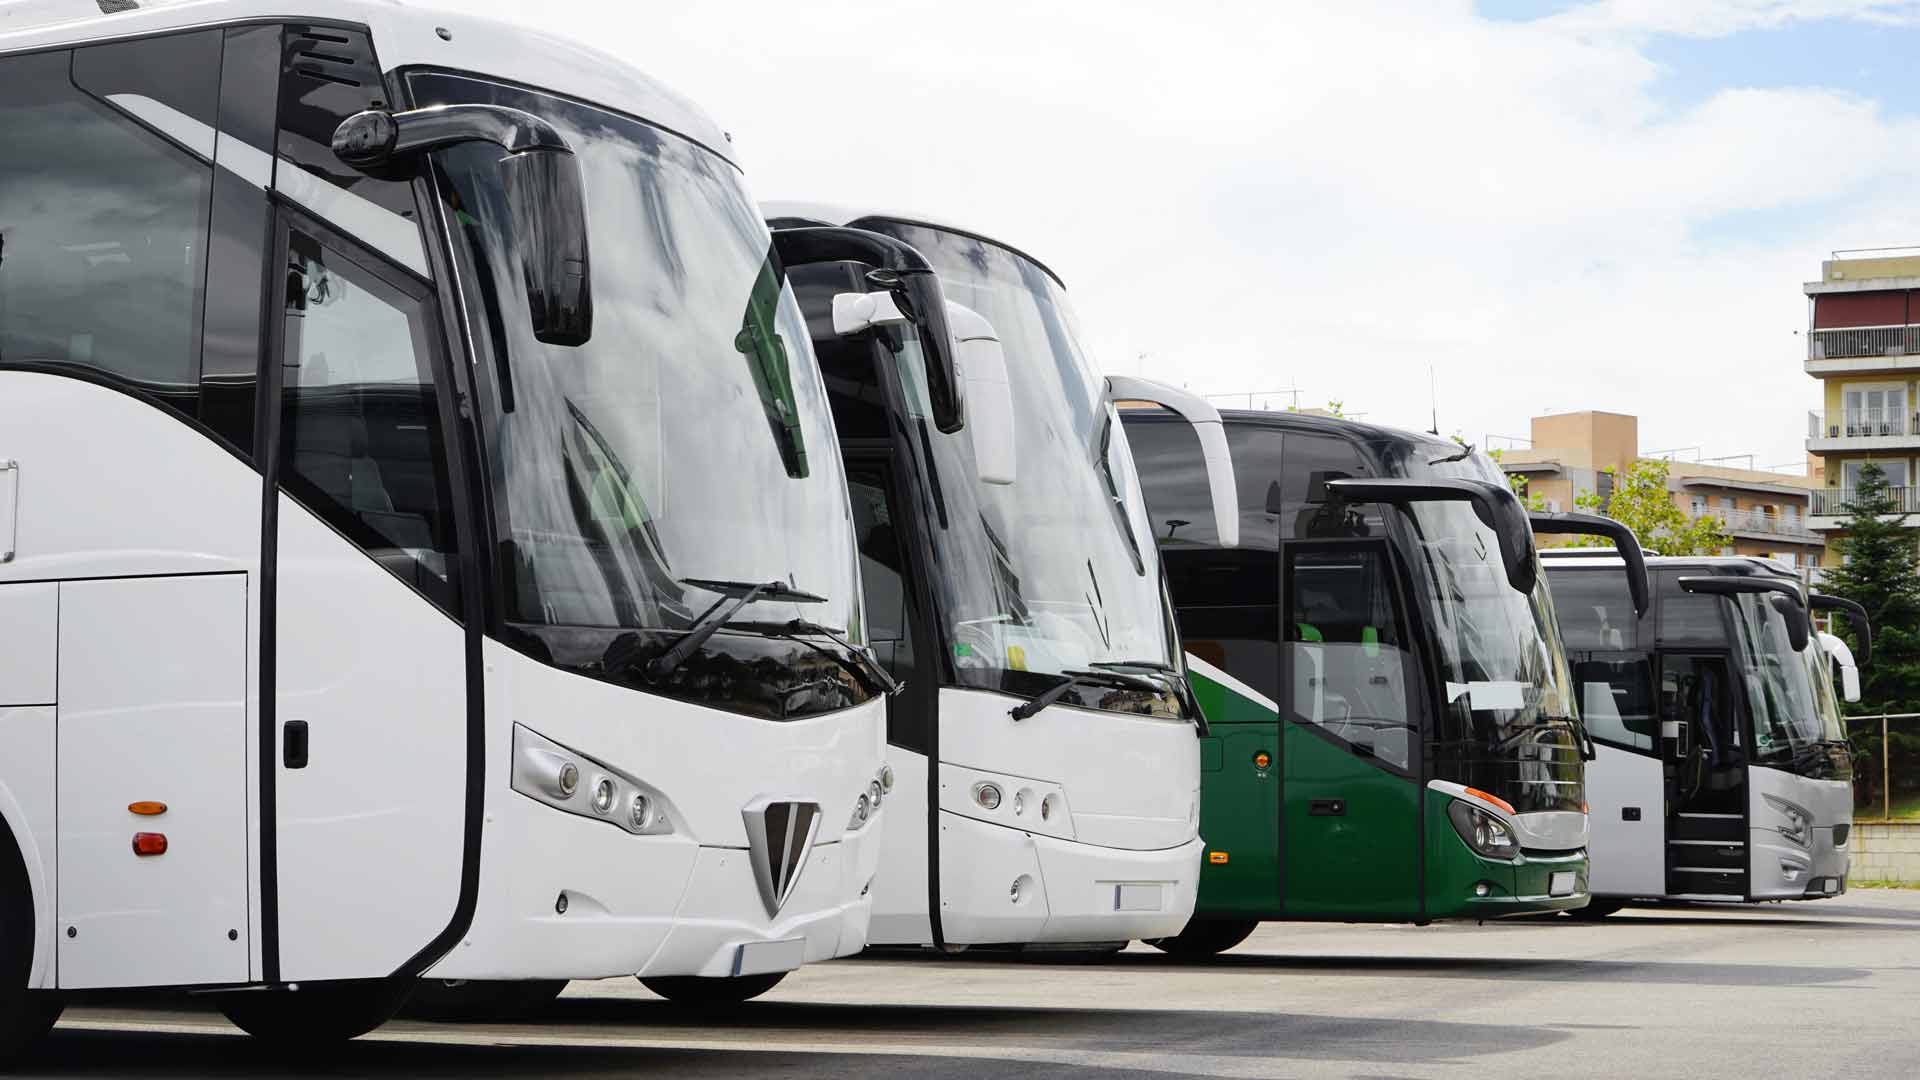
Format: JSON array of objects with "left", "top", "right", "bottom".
[
  {"left": 0, "top": 0, "right": 889, "bottom": 1054},
  {"left": 763, "top": 206, "right": 1239, "bottom": 953}
]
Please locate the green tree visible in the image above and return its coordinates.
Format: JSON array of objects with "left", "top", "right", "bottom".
[
  {"left": 1816, "top": 465, "right": 1920, "bottom": 816},
  {"left": 1569, "top": 459, "right": 1730, "bottom": 556}
]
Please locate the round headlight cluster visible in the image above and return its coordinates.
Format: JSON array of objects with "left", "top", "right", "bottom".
[{"left": 974, "top": 782, "right": 1003, "bottom": 811}]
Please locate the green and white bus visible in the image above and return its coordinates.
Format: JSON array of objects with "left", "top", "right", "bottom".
[{"left": 1122, "top": 408, "right": 1646, "bottom": 954}]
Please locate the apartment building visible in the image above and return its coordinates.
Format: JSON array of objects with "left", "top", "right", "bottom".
[
  {"left": 1496, "top": 410, "right": 1824, "bottom": 575},
  {"left": 1804, "top": 248, "right": 1920, "bottom": 562}
]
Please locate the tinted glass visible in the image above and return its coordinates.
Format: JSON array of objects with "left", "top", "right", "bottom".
[
  {"left": 279, "top": 228, "right": 460, "bottom": 613},
  {"left": 1286, "top": 544, "right": 1415, "bottom": 770},
  {"left": 1278, "top": 433, "right": 1388, "bottom": 541},
  {"left": 1544, "top": 566, "right": 1641, "bottom": 652},
  {"left": 1658, "top": 573, "right": 1728, "bottom": 643},
  {"left": 848, "top": 469, "right": 916, "bottom": 685},
  {"left": 0, "top": 42, "right": 215, "bottom": 418},
  {"left": 1572, "top": 657, "right": 1656, "bottom": 751},
  {"left": 1731, "top": 592, "right": 1823, "bottom": 768},
  {"left": 1123, "top": 415, "right": 1288, "bottom": 551}
]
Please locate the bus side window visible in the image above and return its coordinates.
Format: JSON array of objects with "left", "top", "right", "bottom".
[
  {"left": 0, "top": 34, "right": 219, "bottom": 423},
  {"left": 277, "top": 226, "right": 462, "bottom": 615}
]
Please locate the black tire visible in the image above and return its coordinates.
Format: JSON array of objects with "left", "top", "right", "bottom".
[
  {"left": 0, "top": 820, "right": 62, "bottom": 1064},
  {"left": 218, "top": 979, "right": 410, "bottom": 1046},
  {"left": 1565, "top": 899, "right": 1625, "bottom": 920},
  {"left": 403, "top": 979, "right": 568, "bottom": 1021},
  {"left": 1145, "top": 918, "right": 1259, "bottom": 957},
  {"left": 640, "top": 971, "right": 786, "bottom": 1007}
]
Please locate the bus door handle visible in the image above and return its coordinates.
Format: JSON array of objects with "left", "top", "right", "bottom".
[
  {"left": 283, "top": 721, "right": 309, "bottom": 769},
  {"left": 1309, "top": 799, "right": 1346, "bottom": 817}
]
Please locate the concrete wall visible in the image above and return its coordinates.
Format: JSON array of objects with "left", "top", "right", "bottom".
[{"left": 1849, "top": 822, "right": 1920, "bottom": 885}]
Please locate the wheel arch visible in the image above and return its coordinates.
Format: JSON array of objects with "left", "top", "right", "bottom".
[{"left": 0, "top": 786, "right": 53, "bottom": 989}]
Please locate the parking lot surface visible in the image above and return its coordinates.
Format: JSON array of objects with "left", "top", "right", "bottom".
[{"left": 21, "top": 889, "right": 1920, "bottom": 1079}]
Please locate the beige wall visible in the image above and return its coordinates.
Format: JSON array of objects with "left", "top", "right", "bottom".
[{"left": 1527, "top": 411, "right": 1637, "bottom": 473}]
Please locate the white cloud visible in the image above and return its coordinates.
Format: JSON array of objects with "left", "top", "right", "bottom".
[
  {"left": 1544, "top": 0, "right": 1920, "bottom": 38},
  {"left": 452, "top": 0, "right": 1920, "bottom": 470}
]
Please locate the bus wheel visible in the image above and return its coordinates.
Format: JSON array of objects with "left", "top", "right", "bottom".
[
  {"left": 218, "top": 979, "right": 410, "bottom": 1046},
  {"left": 0, "top": 825, "right": 63, "bottom": 1062},
  {"left": 404, "top": 979, "right": 568, "bottom": 1021},
  {"left": 1145, "top": 919, "right": 1258, "bottom": 957},
  {"left": 1566, "top": 900, "right": 1624, "bottom": 920},
  {"left": 640, "top": 971, "right": 787, "bottom": 1007}
]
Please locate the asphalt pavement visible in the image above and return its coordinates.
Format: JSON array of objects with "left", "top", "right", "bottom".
[{"left": 18, "top": 888, "right": 1920, "bottom": 1079}]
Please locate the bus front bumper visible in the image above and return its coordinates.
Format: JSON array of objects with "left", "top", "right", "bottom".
[
  {"left": 937, "top": 811, "right": 1202, "bottom": 945},
  {"left": 1453, "top": 849, "right": 1590, "bottom": 917}
]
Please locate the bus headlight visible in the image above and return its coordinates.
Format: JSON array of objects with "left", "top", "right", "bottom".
[
  {"left": 1763, "top": 794, "right": 1813, "bottom": 848},
  {"left": 848, "top": 765, "right": 890, "bottom": 832},
  {"left": 1447, "top": 799, "right": 1518, "bottom": 861},
  {"left": 510, "top": 724, "right": 675, "bottom": 836}
]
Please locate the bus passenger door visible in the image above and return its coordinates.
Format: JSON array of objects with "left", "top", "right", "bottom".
[
  {"left": 844, "top": 451, "right": 941, "bottom": 943},
  {"left": 264, "top": 214, "right": 473, "bottom": 981},
  {"left": 1279, "top": 542, "right": 1422, "bottom": 917}
]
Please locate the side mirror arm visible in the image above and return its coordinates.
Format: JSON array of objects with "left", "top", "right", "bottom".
[
  {"left": 1529, "top": 511, "right": 1650, "bottom": 616},
  {"left": 1810, "top": 594, "right": 1872, "bottom": 667},
  {"left": 1678, "top": 576, "right": 1811, "bottom": 652},
  {"left": 1104, "top": 376, "right": 1239, "bottom": 547},
  {"left": 1325, "top": 477, "right": 1538, "bottom": 596}
]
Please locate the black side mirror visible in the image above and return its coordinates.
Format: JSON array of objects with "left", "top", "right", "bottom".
[
  {"left": 1325, "top": 477, "right": 1538, "bottom": 596},
  {"left": 333, "top": 104, "right": 592, "bottom": 345},
  {"left": 1679, "top": 575, "right": 1811, "bottom": 652},
  {"left": 1530, "top": 511, "right": 1651, "bottom": 616},
  {"left": 768, "top": 226, "right": 965, "bottom": 434},
  {"left": 1810, "top": 593, "right": 1872, "bottom": 667}
]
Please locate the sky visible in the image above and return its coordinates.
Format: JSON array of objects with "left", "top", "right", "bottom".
[{"left": 461, "top": 0, "right": 1920, "bottom": 473}]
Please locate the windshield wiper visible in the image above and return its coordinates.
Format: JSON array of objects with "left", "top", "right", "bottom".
[
  {"left": 726, "top": 618, "right": 902, "bottom": 697},
  {"left": 644, "top": 578, "right": 827, "bottom": 682},
  {"left": 1089, "top": 659, "right": 1208, "bottom": 734},
  {"left": 1011, "top": 669, "right": 1162, "bottom": 722}
]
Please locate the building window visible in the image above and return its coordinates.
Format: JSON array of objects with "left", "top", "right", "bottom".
[{"left": 1691, "top": 494, "right": 1708, "bottom": 516}]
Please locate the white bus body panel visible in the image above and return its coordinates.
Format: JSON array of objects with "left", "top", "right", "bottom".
[
  {"left": 427, "top": 639, "right": 886, "bottom": 981},
  {"left": 57, "top": 574, "right": 250, "bottom": 988},
  {"left": 1584, "top": 742, "right": 1665, "bottom": 899},
  {"left": 273, "top": 494, "right": 467, "bottom": 982},
  {"left": 870, "top": 686, "right": 1201, "bottom": 946},
  {"left": 1748, "top": 765, "right": 1851, "bottom": 899}
]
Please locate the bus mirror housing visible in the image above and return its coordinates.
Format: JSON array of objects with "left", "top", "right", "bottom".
[
  {"left": 333, "top": 104, "right": 592, "bottom": 345},
  {"left": 1105, "top": 376, "right": 1239, "bottom": 547},
  {"left": 1529, "top": 511, "right": 1650, "bottom": 616},
  {"left": 768, "top": 226, "right": 965, "bottom": 434},
  {"left": 1818, "top": 632, "right": 1863, "bottom": 702},
  {"left": 1678, "top": 575, "right": 1811, "bottom": 652},
  {"left": 1324, "top": 477, "right": 1538, "bottom": 596},
  {"left": 1810, "top": 593, "right": 1872, "bottom": 667},
  {"left": 947, "top": 303, "right": 1016, "bottom": 485}
]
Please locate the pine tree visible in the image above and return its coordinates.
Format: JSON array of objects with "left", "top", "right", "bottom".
[{"left": 1817, "top": 462, "right": 1920, "bottom": 816}]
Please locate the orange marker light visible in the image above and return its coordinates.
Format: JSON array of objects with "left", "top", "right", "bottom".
[
  {"left": 128, "top": 801, "right": 168, "bottom": 817},
  {"left": 131, "top": 833, "right": 168, "bottom": 857},
  {"left": 1465, "top": 787, "right": 1516, "bottom": 815},
  {"left": 1252, "top": 751, "right": 1272, "bottom": 770},
  {"left": 1209, "top": 851, "right": 1230, "bottom": 864}
]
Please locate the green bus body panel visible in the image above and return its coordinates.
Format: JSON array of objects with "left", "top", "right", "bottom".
[
  {"left": 1190, "top": 661, "right": 1589, "bottom": 922},
  {"left": 1281, "top": 720, "right": 1420, "bottom": 917},
  {"left": 1193, "top": 723, "right": 1281, "bottom": 915}
]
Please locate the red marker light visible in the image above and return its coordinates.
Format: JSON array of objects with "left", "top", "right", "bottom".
[
  {"left": 131, "top": 833, "right": 168, "bottom": 857},
  {"left": 1252, "top": 751, "right": 1272, "bottom": 770}
]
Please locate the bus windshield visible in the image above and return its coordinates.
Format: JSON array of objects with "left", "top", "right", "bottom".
[
  {"left": 417, "top": 72, "right": 870, "bottom": 720},
  {"left": 859, "top": 220, "right": 1184, "bottom": 718},
  {"left": 1386, "top": 446, "right": 1582, "bottom": 814},
  {"left": 1731, "top": 591, "right": 1826, "bottom": 770}
]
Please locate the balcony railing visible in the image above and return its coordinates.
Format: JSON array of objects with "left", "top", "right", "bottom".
[
  {"left": 1810, "top": 486, "right": 1920, "bottom": 516},
  {"left": 1696, "top": 506, "right": 1818, "bottom": 539},
  {"left": 1809, "top": 324, "right": 1920, "bottom": 361},
  {"left": 1807, "top": 407, "right": 1919, "bottom": 439}
]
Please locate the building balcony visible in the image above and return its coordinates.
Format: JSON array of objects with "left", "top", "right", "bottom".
[
  {"left": 1806, "top": 408, "right": 1920, "bottom": 453},
  {"left": 1695, "top": 506, "right": 1821, "bottom": 543},
  {"left": 1807, "top": 485, "right": 1920, "bottom": 529},
  {"left": 1805, "top": 325, "right": 1920, "bottom": 376}
]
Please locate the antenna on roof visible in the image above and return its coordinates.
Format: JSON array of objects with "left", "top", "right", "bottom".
[{"left": 1428, "top": 364, "right": 1439, "bottom": 435}]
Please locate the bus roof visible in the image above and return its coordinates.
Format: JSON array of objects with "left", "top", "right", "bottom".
[
  {"left": 0, "top": 0, "right": 738, "bottom": 167},
  {"left": 760, "top": 201, "right": 1067, "bottom": 287}
]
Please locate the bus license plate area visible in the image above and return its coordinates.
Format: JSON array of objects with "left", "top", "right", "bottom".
[
  {"left": 732, "top": 937, "right": 806, "bottom": 977},
  {"left": 1115, "top": 883, "right": 1164, "bottom": 912},
  {"left": 1549, "top": 871, "right": 1577, "bottom": 897}
]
